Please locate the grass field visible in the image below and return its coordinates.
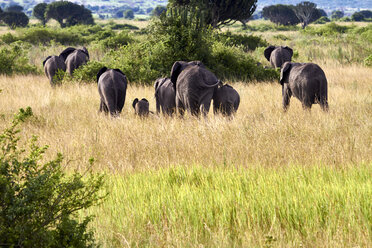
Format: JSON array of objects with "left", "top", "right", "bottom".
[{"left": 0, "top": 61, "right": 371, "bottom": 247}]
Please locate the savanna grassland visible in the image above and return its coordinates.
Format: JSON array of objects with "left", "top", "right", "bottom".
[{"left": 0, "top": 19, "right": 371, "bottom": 247}]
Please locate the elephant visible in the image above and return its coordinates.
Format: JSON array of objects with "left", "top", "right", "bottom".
[
  {"left": 96, "top": 67, "right": 128, "bottom": 117},
  {"left": 264, "top": 46, "right": 293, "bottom": 68},
  {"left": 43, "top": 55, "right": 66, "bottom": 86},
  {"left": 132, "top": 98, "right": 150, "bottom": 117},
  {"left": 213, "top": 82, "right": 240, "bottom": 117},
  {"left": 280, "top": 62, "right": 329, "bottom": 111},
  {"left": 154, "top": 77, "right": 176, "bottom": 116},
  {"left": 59, "top": 47, "right": 89, "bottom": 76},
  {"left": 170, "top": 61, "right": 220, "bottom": 117}
]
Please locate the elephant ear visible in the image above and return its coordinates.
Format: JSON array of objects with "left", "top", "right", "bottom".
[
  {"left": 42, "top": 56, "right": 52, "bottom": 67},
  {"left": 132, "top": 98, "right": 139, "bottom": 109},
  {"left": 280, "top": 62, "right": 291, "bottom": 85},
  {"left": 264, "top": 46, "right": 276, "bottom": 61},
  {"left": 59, "top": 47, "right": 76, "bottom": 62},
  {"left": 81, "top": 46, "right": 90, "bottom": 59},
  {"left": 96, "top": 67, "right": 108, "bottom": 83},
  {"left": 170, "top": 61, "right": 188, "bottom": 85},
  {"left": 283, "top": 46, "right": 293, "bottom": 58},
  {"left": 141, "top": 98, "right": 148, "bottom": 103},
  {"left": 113, "top": 68, "right": 125, "bottom": 77}
]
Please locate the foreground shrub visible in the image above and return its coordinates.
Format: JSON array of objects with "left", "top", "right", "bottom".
[
  {"left": 0, "top": 107, "right": 105, "bottom": 247},
  {"left": 215, "top": 32, "right": 268, "bottom": 52},
  {"left": 364, "top": 54, "right": 372, "bottom": 67},
  {"left": 303, "top": 22, "right": 350, "bottom": 36},
  {"left": 71, "top": 60, "right": 106, "bottom": 83},
  {"left": 0, "top": 44, "right": 37, "bottom": 75}
]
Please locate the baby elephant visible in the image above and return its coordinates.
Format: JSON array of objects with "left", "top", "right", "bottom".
[
  {"left": 132, "top": 98, "right": 150, "bottom": 117},
  {"left": 264, "top": 46, "right": 293, "bottom": 68},
  {"left": 280, "top": 62, "right": 328, "bottom": 111},
  {"left": 213, "top": 82, "right": 240, "bottom": 117}
]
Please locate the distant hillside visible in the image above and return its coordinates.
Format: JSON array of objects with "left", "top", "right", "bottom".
[{"left": 0, "top": 0, "right": 370, "bottom": 17}]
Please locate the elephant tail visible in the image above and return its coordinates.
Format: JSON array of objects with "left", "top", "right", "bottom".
[{"left": 200, "top": 80, "right": 221, "bottom": 88}]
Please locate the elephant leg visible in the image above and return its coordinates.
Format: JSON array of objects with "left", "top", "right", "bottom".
[
  {"left": 301, "top": 97, "right": 312, "bottom": 110},
  {"left": 99, "top": 101, "right": 109, "bottom": 114},
  {"left": 200, "top": 101, "right": 211, "bottom": 117},
  {"left": 156, "top": 98, "right": 161, "bottom": 115},
  {"left": 282, "top": 85, "right": 291, "bottom": 111},
  {"left": 319, "top": 97, "right": 329, "bottom": 112},
  {"left": 176, "top": 98, "right": 185, "bottom": 117}
]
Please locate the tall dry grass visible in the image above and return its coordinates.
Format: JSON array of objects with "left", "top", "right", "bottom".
[{"left": 0, "top": 63, "right": 371, "bottom": 173}]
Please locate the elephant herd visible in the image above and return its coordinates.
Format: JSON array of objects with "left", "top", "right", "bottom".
[{"left": 43, "top": 45, "right": 329, "bottom": 118}]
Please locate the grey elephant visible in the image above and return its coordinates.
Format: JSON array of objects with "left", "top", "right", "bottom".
[
  {"left": 280, "top": 62, "right": 328, "bottom": 111},
  {"left": 170, "top": 61, "right": 220, "bottom": 117},
  {"left": 213, "top": 82, "right": 240, "bottom": 117},
  {"left": 154, "top": 77, "right": 176, "bottom": 116},
  {"left": 43, "top": 55, "right": 66, "bottom": 86},
  {"left": 60, "top": 47, "right": 89, "bottom": 76},
  {"left": 132, "top": 98, "right": 150, "bottom": 117},
  {"left": 96, "top": 67, "right": 128, "bottom": 117},
  {"left": 264, "top": 46, "right": 293, "bottom": 68}
]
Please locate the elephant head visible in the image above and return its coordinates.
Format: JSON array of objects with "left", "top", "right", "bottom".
[
  {"left": 42, "top": 56, "right": 52, "bottom": 67},
  {"left": 280, "top": 62, "right": 292, "bottom": 85},
  {"left": 80, "top": 46, "right": 90, "bottom": 59},
  {"left": 96, "top": 67, "right": 108, "bottom": 83},
  {"left": 170, "top": 61, "right": 204, "bottom": 86},
  {"left": 59, "top": 47, "right": 76, "bottom": 62},
  {"left": 264, "top": 46, "right": 293, "bottom": 68},
  {"left": 132, "top": 98, "right": 150, "bottom": 117}
]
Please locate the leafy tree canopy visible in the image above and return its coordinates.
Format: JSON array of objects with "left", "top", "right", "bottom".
[
  {"left": 293, "top": 1, "right": 318, "bottom": 29},
  {"left": 0, "top": 11, "right": 29, "bottom": 29},
  {"left": 331, "top": 10, "right": 344, "bottom": 20},
  {"left": 33, "top": 3, "right": 47, "bottom": 25},
  {"left": 45, "top": 1, "right": 94, "bottom": 28},
  {"left": 152, "top": 5, "right": 167, "bottom": 17},
  {"left": 5, "top": 4, "right": 23, "bottom": 13},
  {"left": 262, "top": 4, "right": 299, "bottom": 26},
  {"left": 124, "top": 9, "right": 134, "bottom": 19},
  {"left": 168, "top": 0, "right": 258, "bottom": 28}
]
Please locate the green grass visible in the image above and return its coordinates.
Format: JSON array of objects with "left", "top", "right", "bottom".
[{"left": 88, "top": 165, "right": 372, "bottom": 247}]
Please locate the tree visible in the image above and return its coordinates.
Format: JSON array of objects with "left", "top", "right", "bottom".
[
  {"left": 123, "top": 9, "right": 134, "bottom": 19},
  {"left": 351, "top": 12, "right": 365, "bottom": 22},
  {"left": 152, "top": 5, "right": 167, "bottom": 17},
  {"left": 45, "top": 1, "right": 94, "bottom": 28},
  {"left": 169, "top": 0, "right": 258, "bottom": 28},
  {"left": 5, "top": 4, "right": 23, "bottom": 13},
  {"left": 0, "top": 108, "right": 105, "bottom": 247},
  {"left": 0, "top": 11, "right": 29, "bottom": 29},
  {"left": 293, "top": 1, "right": 318, "bottom": 29},
  {"left": 331, "top": 10, "right": 344, "bottom": 20},
  {"left": 262, "top": 4, "right": 299, "bottom": 26},
  {"left": 33, "top": 3, "right": 47, "bottom": 26}
]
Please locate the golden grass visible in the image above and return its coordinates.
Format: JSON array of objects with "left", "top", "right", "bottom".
[{"left": 0, "top": 63, "right": 371, "bottom": 173}]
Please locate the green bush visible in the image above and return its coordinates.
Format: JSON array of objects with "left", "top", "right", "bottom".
[
  {"left": 313, "top": 16, "right": 331, "bottom": 24},
  {"left": 0, "top": 44, "right": 37, "bottom": 75},
  {"left": 215, "top": 32, "right": 268, "bottom": 52},
  {"left": 0, "top": 107, "right": 105, "bottom": 247},
  {"left": 71, "top": 61, "right": 106, "bottom": 83},
  {"left": 303, "top": 22, "right": 350, "bottom": 36},
  {"left": 242, "top": 22, "right": 299, "bottom": 32},
  {"left": 364, "top": 54, "right": 372, "bottom": 67},
  {"left": 97, "top": 31, "right": 134, "bottom": 49}
]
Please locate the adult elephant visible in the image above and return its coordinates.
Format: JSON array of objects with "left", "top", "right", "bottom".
[
  {"left": 43, "top": 55, "right": 66, "bottom": 86},
  {"left": 280, "top": 62, "right": 328, "bottom": 111},
  {"left": 264, "top": 46, "right": 293, "bottom": 68},
  {"left": 154, "top": 77, "right": 176, "bottom": 116},
  {"left": 213, "top": 82, "right": 240, "bottom": 117},
  {"left": 96, "top": 67, "right": 128, "bottom": 117},
  {"left": 60, "top": 47, "right": 89, "bottom": 76},
  {"left": 170, "top": 61, "right": 220, "bottom": 117}
]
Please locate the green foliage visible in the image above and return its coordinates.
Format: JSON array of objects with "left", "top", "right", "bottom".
[
  {"left": 4, "top": 4, "right": 23, "bottom": 13},
  {"left": 242, "top": 22, "right": 299, "bottom": 32},
  {"left": 364, "top": 54, "right": 372, "bottom": 67},
  {"left": 71, "top": 61, "right": 106, "bottom": 83},
  {"left": 352, "top": 12, "right": 365, "bottom": 22},
  {"left": 262, "top": 4, "right": 299, "bottom": 26},
  {"left": 96, "top": 31, "right": 134, "bottom": 49},
  {"left": 169, "top": 0, "right": 258, "bottom": 28},
  {"left": 33, "top": 3, "right": 47, "bottom": 25},
  {"left": 151, "top": 5, "right": 167, "bottom": 17},
  {"left": 293, "top": 1, "right": 319, "bottom": 28},
  {"left": 0, "top": 11, "right": 29, "bottom": 29},
  {"left": 123, "top": 9, "right": 134, "bottom": 20},
  {"left": 0, "top": 44, "right": 37, "bottom": 75},
  {"left": 331, "top": 10, "right": 344, "bottom": 20},
  {"left": 313, "top": 16, "right": 331, "bottom": 24},
  {"left": 45, "top": 1, "right": 94, "bottom": 28},
  {"left": 0, "top": 107, "right": 105, "bottom": 247},
  {"left": 303, "top": 22, "right": 350, "bottom": 36},
  {"left": 215, "top": 32, "right": 268, "bottom": 52}
]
